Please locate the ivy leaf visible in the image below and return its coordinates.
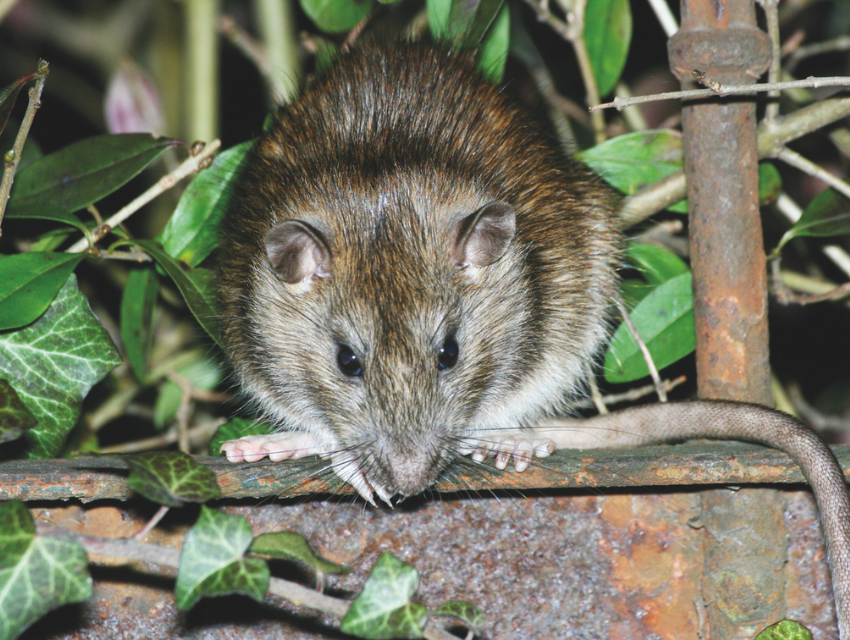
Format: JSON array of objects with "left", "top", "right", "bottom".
[
  {"left": 0, "top": 73, "right": 35, "bottom": 138},
  {"left": 299, "top": 0, "right": 374, "bottom": 34},
  {"left": 432, "top": 601, "right": 485, "bottom": 633},
  {"left": 210, "top": 417, "right": 274, "bottom": 456},
  {"left": 0, "top": 252, "right": 84, "bottom": 331},
  {"left": 584, "top": 0, "right": 632, "bottom": 96},
  {"left": 0, "top": 501, "right": 92, "bottom": 640},
  {"left": 250, "top": 531, "right": 350, "bottom": 575},
  {"left": 0, "top": 379, "right": 37, "bottom": 444},
  {"left": 753, "top": 619, "right": 813, "bottom": 640},
  {"left": 604, "top": 272, "right": 695, "bottom": 383},
  {"left": 176, "top": 506, "right": 269, "bottom": 610},
  {"left": 132, "top": 240, "right": 221, "bottom": 346},
  {"left": 161, "top": 141, "right": 251, "bottom": 268},
  {"left": 341, "top": 553, "right": 427, "bottom": 639},
  {"left": 575, "top": 130, "right": 686, "bottom": 213},
  {"left": 120, "top": 267, "right": 160, "bottom": 382},
  {"left": 125, "top": 451, "right": 221, "bottom": 507},
  {"left": 777, "top": 188, "right": 850, "bottom": 252},
  {"left": 7, "top": 133, "right": 178, "bottom": 214},
  {"left": 0, "top": 274, "right": 122, "bottom": 458}
]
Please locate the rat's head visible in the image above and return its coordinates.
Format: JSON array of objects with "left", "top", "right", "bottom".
[{"left": 235, "top": 178, "right": 542, "bottom": 497}]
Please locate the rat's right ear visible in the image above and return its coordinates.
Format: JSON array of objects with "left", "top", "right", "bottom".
[
  {"left": 265, "top": 220, "right": 333, "bottom": 283},
  {"left": 450, "top": 201, "right": 516, "bottom": 267}
]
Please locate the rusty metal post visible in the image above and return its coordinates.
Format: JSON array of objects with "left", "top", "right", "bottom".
[
  {"left": 668, "top": 0, "right": 773, "bottom": 406},
  {"left": 668, "top": 4, "right": 781, "bottom": 638}
]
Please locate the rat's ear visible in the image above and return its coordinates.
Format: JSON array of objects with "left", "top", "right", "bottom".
[
  {"left": 265, "top": 220, "right": 333, "bottom": 283},
  {"left": 451, "top": 201, "right": 516, "bottom": 267}
]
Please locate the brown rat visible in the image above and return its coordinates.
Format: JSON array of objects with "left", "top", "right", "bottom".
[{"left": 216, "top": 40, "right": 850, "bottom": 636}]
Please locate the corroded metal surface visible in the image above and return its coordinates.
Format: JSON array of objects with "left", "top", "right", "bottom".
[
  {"left": 21, "top": 488, "right": 838, "bottom": 639},
  {"left": 3, "top": 443, "right": 850, "bottom": 501},
  {"left": 668, "top": 0, "right": 773, "bottom": 405}
]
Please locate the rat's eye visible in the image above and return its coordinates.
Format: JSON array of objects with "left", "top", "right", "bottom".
[
  {"left": 337, "top": 346, "right": 363, "bottom": 377},
  {"left": 437, "top": 337, "right": 459, "bottom": 370}
]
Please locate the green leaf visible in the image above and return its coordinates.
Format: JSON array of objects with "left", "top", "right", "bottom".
[
  {"left": 341, "top": 553, "right": 427, "bottom": 639},
  {"left": 0, "top": 501, "right": 92, "bottom": 640},
  {"left": 432, "top": 601, "right": 485, "bottom": 632},
  {"left": 0, "top": 73, "right": 34, "bottom": 138},
  {"left": 625, "top": 242, "right": 689, "bottom": 286},
  {"left": 584, "top": 0, "right": 632, "bottom": 96},
  {"left": 0, "top": 274, "right": 122, "bottom": 458},
  {"left": 758, "top": 162, "right": 782, "bottom": 206},
  {"left": 125, "top": 451, "right": 221, "bottom": 507},
  {"left": 753, "top": 619, "right": 813, "bottom": 640},
  {"left": 251, "top": 531, "right": 350, "bottom": 574},
  {"left": 153, "top": 353, "right": 223, "bottom": 430},
  {"left": 454, "top": 0, "right": 504, "bottom": 46},
  {"left": 176, "top": 507, "right": 269, "bottom": 610},
  {"left": 604, "top": 272, "right": 695, "bottom": 383},
  {"left": 210, "top": 417, "right": 274, "bottom": 456},
  {"left": 299, "top": 0, "right": 375, "bottom": 34},
  {"left": 120, "top": 267, "right": 160, "bottom": 382},
  {"left": 7, "top": 133, "right": 178, "bottom": 214},
  {"left": 477, "top": 3, "right": 510, "bottom": 84},
  {"left": 4, "top": 202, "right": 93, "bottom": 236},
  {"left": 575, "top": 130, "right": 686, "bottom": 213},
  {"left": 0, "top": 379, "right": 38, "bottom": 444},
  {"left": 161, "top": 141, "right": 251, "bottom": 268},
  {"left": 777, "top": 188, "right": 850, "bottom": 251},
  {"left": 426, "top": 0, "right": 452, "bottom": 40},
  {"left": 132, "top": 240, "right": 221, "bottom": 346},
  {"left": 0, "top": 252, "right": 84, "bottom": 331}
]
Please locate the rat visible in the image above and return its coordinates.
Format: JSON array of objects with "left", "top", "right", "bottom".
[{"left": 216, "top": 40, "right": 850, "bottom": 636}]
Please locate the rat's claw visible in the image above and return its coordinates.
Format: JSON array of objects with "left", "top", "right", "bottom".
[
  {"left": 464, "top": 432, "right": 555, "bottom": 472},
  {"left": 330, "top": 452, "right": 376, "bottom": 506}
]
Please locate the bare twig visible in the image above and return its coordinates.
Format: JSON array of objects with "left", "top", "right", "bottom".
[
  {"left": 786, "top": 36, "right": 850, "bottom": 75},
  {"left": 98, "top": 419, "right": 224, "bottom": 454},
  {"left": 618, "top": 97, "right": 850, "bottom": 228},
  {"left": 592, "top": 76, "right": 850, "bottom": 112},
  {"left": 65, "top": 139, "right": 222, "bottom": 253},
  {"left": 758, "top": 0, "right": 782, "bottom": 123},
  {"left": 775, "top": 147, "right": 850, "bottom": 201},
  {"left": 616, "top": 297, "right": 667, "bottom": 402},
  {"left": 0, "top": 60, "right": 49, "bottom": 232},
  {"left": 134, "top": 505, "right": 170, "bottom": 540},
  {"left": 771, "top": 258, "right": 850, "bottom": 306}
]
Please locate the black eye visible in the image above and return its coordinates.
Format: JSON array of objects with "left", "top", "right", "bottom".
[
  {"left": 337, "top": 345, "right": 363, "bottom": 377},
  {"left": 437, "top": 337, "right": 459, "bottom": 370}
]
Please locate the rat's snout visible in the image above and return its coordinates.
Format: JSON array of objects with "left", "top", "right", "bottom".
[{"left": 379, "top": 447, "right": 443, "bottom": 497}]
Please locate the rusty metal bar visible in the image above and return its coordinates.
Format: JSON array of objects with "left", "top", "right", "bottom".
[
  {"left": 3, "top": 443, "right": 850, "bottom": 502},
  {"left": 668, "top": 0, "right": 773, "bottom": 405}
]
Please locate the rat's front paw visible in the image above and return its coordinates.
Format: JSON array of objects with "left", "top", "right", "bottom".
[
  {"left": 459, "top": 432, "right": 555, "bottom": 472},
  {"left": 220, "top": 432, "right": 326, "bottom": 463}
]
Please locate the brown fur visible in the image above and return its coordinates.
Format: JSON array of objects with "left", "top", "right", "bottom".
[{"left": 217, "top": 40, "right": 620, "bottom": 495}]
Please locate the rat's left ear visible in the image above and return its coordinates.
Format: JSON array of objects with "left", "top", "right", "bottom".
[{"left": 450, "top": 201, "right": 516, "bottom": 267}]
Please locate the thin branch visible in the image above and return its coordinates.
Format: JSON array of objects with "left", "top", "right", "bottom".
[
  {"left": 98, "top": 419, "right": 223, "bottom": 454},
  {"left": 592, "top": 76, "right": 850, "bottom": 112},
  {"left": 65, "top": 139, "right": 222, "bottom": 253},
  {"left": 758, "top": 0, "right": 782, "bottom": 123},
  {"left": 616, "top": 297, "right": 667, "bottom": 402},
  {"left": 776, "top": 147, "right": 850, "bottom": 201},
  {"left": 0, "top": 60, "right": 49, "bottom": 233},
  {"left": 786, "top": 35, "right": 850, "bottom": 75},
  {"left": 645, "top": 0, "right": 678, "bottom": 38},
  {"left": 618, "top": 97, "right": 850, "bottom": 228},
  {"left": 34, "top": 524, "right": 460, "bottom": 640}
]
